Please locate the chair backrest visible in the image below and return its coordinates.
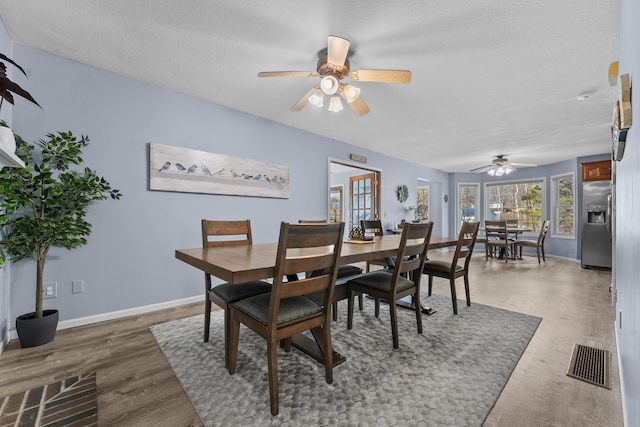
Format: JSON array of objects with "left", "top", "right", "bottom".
[
  {"left": 452, "top": 222, "right": 480, "bottom": 272},
  {"left": 298, "top": 219, "right": 328, "bottom": 224},
  {"left": 485, "top": 220, "right": 508, "bottom": 241},
  {"left": 506, "top": 219, "right": 519, "bottom": 228},
  {"left": 360, "top": 219, "right": 384, "bottom": 237},
  {"left": 270, "top": 222, "right": 345, "bottom": 320},
  {"left": 538, "top": 220, "right": 550, "bottom": 244},
  {"left": 390, "top": 222, "right": 433, "bottom": 290},
  {"left": 201, "top": 219, "right": 253, "bottom": 248}
]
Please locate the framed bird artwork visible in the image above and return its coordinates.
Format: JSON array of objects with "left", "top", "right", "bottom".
[{"left": 148, "top": 142, "right": 289, "bottom": 198}]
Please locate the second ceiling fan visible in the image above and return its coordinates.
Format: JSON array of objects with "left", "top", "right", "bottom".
[
  {"left": 470, "top": 155, "right": 537, "bottom": 176},
  {"left": 258, "top": 35, "right": 411, "bottom": 116}
]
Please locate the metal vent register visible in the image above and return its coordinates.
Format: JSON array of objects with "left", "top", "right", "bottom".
[{"left": 566, "top": 344, "right": 611, "bottom": 389}]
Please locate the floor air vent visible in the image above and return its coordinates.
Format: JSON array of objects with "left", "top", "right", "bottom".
[{"left": 567, "top": 344, "right": 611, "bottom": 389}]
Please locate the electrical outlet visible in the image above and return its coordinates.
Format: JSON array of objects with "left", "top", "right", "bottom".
[
  {"left": 43, "top": 282, "right": 57, "bottom": 299},
  {"left": 72, "top": 280, "right": 84, "bottom": 294}
]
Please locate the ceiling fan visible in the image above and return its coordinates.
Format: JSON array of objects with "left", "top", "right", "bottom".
[
  {"left": 257, "top": 35, "right": 411, "bottom": 116},
  {"left": 470, "top": 155, "right": 537, "bottom": 176}
]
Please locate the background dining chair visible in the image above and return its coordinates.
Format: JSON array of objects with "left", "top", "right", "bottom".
[
  {"left": 202, "top": 219, "right": 271, "bottom": 368},
  {"left": 227, "top": 222, "right": 344, "bottom": 416},
  {"left": 422, "top": 221, "right": 480, "bottom": 314},
  {"left": 514, "top": 220, "right": 550, "bottom": 263},
  {"left": 298, "top": 219, "right": 363, "bottom": 318},
  {"left": 346, "top": 222, "right": 433, "bottom": 349},
  {"left": 485, "top": 220, "right": 514, "bottom": 262},
  {"left": 360, "top": 219, "right": 390, "bottom": 272}
]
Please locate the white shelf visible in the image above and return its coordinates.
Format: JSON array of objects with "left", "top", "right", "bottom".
[{"left": 0, "top": 147, "right": 24, "bottom": 168}]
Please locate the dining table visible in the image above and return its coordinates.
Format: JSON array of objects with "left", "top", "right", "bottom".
[
  {"left": 479, "top": 226, "right": 532, "bottom": 258},
  {"left": 175, "top": 234, "right": 459, "bottom": 366}
]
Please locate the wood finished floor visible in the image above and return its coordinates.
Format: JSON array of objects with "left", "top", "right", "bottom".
[{"left": 0, "top": 253, "right": 623, "bottom": 426}]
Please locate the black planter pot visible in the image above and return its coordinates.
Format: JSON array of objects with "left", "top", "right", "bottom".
[{"left": 15, "top": 309, "right": 59, "bottom": 348}]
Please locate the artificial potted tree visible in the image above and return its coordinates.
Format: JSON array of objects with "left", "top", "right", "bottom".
[{"left": 0, "top": 129, "right": 121, "bottom": 347}]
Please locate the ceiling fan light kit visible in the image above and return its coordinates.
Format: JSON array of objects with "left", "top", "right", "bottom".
[
  {"left": 308, "top": 88, "right": 324, "bottom": 107},
  {"left": 328, "top": 95, "right": 344, "bottom": 112},
  {"left": 487, "top": 165, "right": 515, "bottom": 176},
  {"left": 320, "top": 75, "right": 339, "bottom": 95},
  {"left": 342, "top": 84, "right": 361, "bottom": 103},
  {"left": 258, "top": 35, "right": 411, "bottom": 115}
]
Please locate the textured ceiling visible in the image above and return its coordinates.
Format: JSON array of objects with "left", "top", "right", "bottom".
[{"left": 0, "top": 0, "right": 620, "bottom": 172}]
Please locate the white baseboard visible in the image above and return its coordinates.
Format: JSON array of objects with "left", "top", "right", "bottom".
[
  {"left": 8, "top": 295, "right": 204, "bottom": 341},
  {"left": 615, "top": 318, "right": 628, "bottom": 427}
]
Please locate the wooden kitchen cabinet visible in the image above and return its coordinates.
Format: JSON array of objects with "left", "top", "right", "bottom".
[{"left": 581, "top": 160, "right": 612, "bottom": 182}]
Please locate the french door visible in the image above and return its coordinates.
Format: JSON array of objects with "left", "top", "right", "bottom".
[{"left": 349, "top": 172, "right": 378, "bottom": 231}]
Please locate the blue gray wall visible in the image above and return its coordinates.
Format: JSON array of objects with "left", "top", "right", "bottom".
[{"left": 614, "top": 0, "right": 639, "bottom": 424}]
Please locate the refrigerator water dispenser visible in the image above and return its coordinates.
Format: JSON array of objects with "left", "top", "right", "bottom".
[{"left": 587, "top": 204, "right": 606, "bottom": 223}]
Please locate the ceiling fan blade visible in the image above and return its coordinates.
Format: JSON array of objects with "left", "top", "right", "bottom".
[
  {"left": 258, "top": 71, "right": 318, "bottom": 78},
  {"left": 349, "top": 97, "right": 370, "bottom": 116},
  {"left": 327, "top": 35, "right": 350, "bottom": 68},
  {"left": 350, "top": 69, "right": 412, "bottom": 83},
  {"left": 290, "top": 86, "right": 319, "bottom": 112},
  {"left": 470, "top": 165, "right": 494, "bottom": 173},
  {"left": 509, "top": 162, "right": 538, "bottom": 167},
  {"left": 339, "top": 91, "right": 370, "bottom": 116}
]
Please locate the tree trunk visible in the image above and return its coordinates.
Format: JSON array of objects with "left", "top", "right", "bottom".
[{"left": 35, "top": 255, "right": 45, "bottom": 318}]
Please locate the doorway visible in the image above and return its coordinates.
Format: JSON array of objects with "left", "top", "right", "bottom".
[{"left": 329, "top": 160, "right": 381, "bottom": 233}]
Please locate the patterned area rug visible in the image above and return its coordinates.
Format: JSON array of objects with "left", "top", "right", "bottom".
[
  {"left": 0, "top": 372, "right": 97, "bottom": 426},
  {"left": 151, "top": 295, "right": 541, "bottom": 426}
]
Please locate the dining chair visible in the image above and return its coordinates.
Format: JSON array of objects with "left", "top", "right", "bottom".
[
  {"left": 227, "top": 222, "right": 344, "bottom": 416},
  {"left": 422, "top": 221, "right": 480, "bottom": 314},
  {"left": 485, "top": 220, "right": 514, "bottom": 262},
  {"left": 360, "top": 219, "right": 390, "bottom": 272},
  {"left": 298, "top": 219, "right": 364, "bottom": 317},
  {"left": 202, "top": 219, "right": 271, "bottom": 368},
  {"left": 514, "top": 220, "right": 550, "bottom": 263},
  {"left": 346, "top": 222, "right": 433, "bottom": 349}
]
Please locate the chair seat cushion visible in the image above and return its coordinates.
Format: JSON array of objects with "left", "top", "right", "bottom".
[
  {"left": 310, "top": 265, "right": 363, "bottom": 279},
  {"left": 347, "top": 270, "right": 414, "bottom": 293},
  {"left": 230, "top": 293, "right": 322, "bottom": 325},
  {"left": 209, "top": 281, "right": 271, "bottom": 304},
  {"left": 423, "top": 260, "right": 462, "bottom": 274},
  {"left": 487, "top": 240, "right": 512, "bottom": 246},
  {"left": 337, "top": 265, "right": 364, "bottom": 278},
  {"left": 514, "top": 239, "right": 538, "bottom": 246}
]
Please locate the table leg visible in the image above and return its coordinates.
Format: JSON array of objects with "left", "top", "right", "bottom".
[
  {"left": 290, "top": 334, "right": 346, "bottom": 367},
  {"left": 395, "top": 295, "right": 436, "bottom": 315}
]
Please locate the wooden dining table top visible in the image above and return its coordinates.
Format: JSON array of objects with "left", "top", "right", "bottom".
[{"left": 175, "top": 235, "right": 458, "bottom": 284}]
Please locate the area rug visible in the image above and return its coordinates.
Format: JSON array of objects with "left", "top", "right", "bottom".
[{"left": 150, "top": 295, "right": 541, "bottom": 426}]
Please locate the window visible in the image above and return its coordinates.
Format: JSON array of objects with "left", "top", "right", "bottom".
[
  {"left": 457, "top": 183, "right": 480, "bottom": 232},
  {"left": 551, "top": 173, "right": 575, "bottom": 238},
  {"left": 484, "top": 179, "right": 545, "bottom": 232},
  {"left": 415, "top": 185, "right": 430, "bottom": 221}
]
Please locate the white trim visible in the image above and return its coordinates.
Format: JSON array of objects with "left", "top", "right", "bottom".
[
  {"left": 615, "top": 318, "right": 628, "bottom": 427},
  {"left": 550, "top": 171, "right": 576, "bottom": 239},
  {"left": 456, "top": 182, "right": 480, "bottom": 235},
  {"left": 9, "top": 295, "right": 204, "bottom": 341}
]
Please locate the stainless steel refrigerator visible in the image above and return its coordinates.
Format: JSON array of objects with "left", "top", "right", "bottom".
[{"left": 581, "top": 180, "right": 612, "bottom": 269}]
